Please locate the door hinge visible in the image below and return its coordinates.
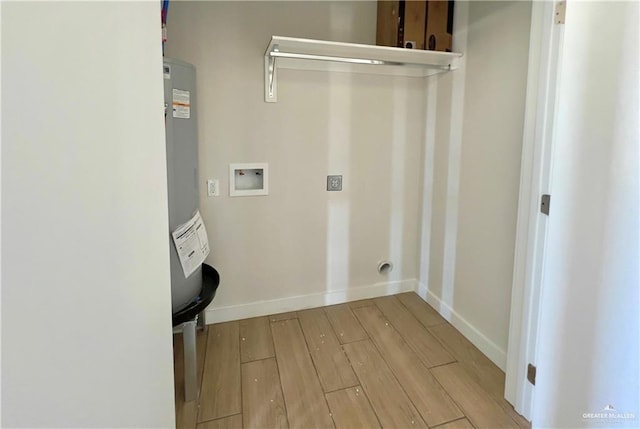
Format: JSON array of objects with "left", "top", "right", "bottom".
[
  {"left": 541, "top": 194, "right": 551, "bottom": 215},
  {"left": 527, "top": 363, "right": 537, "bottom": 385},
  {"left": 555, "top": 1, "right": 566, "bottom": 24}
]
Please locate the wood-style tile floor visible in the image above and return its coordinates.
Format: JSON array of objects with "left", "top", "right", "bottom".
[{"left": 173, "top": 293, "right": 530, "bottom": 429}]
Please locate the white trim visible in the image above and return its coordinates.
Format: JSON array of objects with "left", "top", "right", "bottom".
[
  {"left": 416, "top": 282, "right": 507, "bottom": 370},
  {"left": 418, "top": 76, "right": 438, "bottom": 285},
  {"left": 205, "top": 274, "right": 509, "bottom": 372},
  {"left": 506, "top": 2, "right": 547, "bottom": 410},
  {"left": 506, "top": 1, "right": 565, "bottom": 421},
  {"left": 439, "top": 0, "right": 469, "bottom": 318},
  {"left": 204, "top": 279, "right": 418, "bottom": 324}
]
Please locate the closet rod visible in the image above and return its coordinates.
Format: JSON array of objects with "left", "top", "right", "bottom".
[
  {"left": 269, "top": 50, "right": 452, "bottom": 71},
  {"left": 270, "top": 50, "right": 395, "bottom": 66}
]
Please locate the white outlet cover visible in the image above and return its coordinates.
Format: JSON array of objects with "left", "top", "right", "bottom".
[{"left": 207, "top": 179, "right": 219, "bottom": 197}]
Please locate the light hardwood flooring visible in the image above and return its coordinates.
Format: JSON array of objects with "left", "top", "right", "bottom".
[{"left": 173, "top": 292, "right": 530, "bottom": 429}]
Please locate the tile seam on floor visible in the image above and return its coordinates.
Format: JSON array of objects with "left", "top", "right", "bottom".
[
  {"left": 353, "top": 310, "right": 438, "bottom": 427},
  {"left": 425, "top": 377, "right": 474, "bottom": 429},
  {"left": 295, "top": 316, "right": 339, "bottom": 427},
  {"left": 426, "top": 324, "right": 485, "bottom": 369},
  {"left": 347, "top": 298, "right": 376, "bottom": 309},
  {"left": 395, "top": 293, "right": 448, "bottom": 329},
  {"left": 340, "top": 342, "right": 384, "bottom": 429},
  {"left": 197, "top": 327, "right": 210, "bottom": 407},
  {"left": 201, "top": 322, "right": 243, "bottom": 423},
  {"left": 323, "top": 304, "right": 370, "bottom": 346},
  {"left": 238, "top": 322, "right": 245, "bottom": 429},
  {"left": 240, "top": 316, "right": 276, "bottom": 364},
  {"left": 323, "top": 306, "right": 344, "bottom": 346},
  {"left": 197, "top": 326, "right": 213, "bottom": 424},
  {"left": 430, "top": 416, "right": 473, "bottom": 429},
  {"left": 269, "top": 312, "right": 299, "bottom": 322},
  {"left": 380, "top": 296, "right": 451, "bottom": 362},
  {"left": 343, "top": 338, "right": 370, "bottom": 346},
  {"left": 429, "top": 328, "right": 527, "bottom": 428},
  {"left": 240, "top": 355, "right": 278, "bottom": 365},
  {"left": 429, "top": 362, "right": 519, "bottom": 429},
  {"left": 374, "top": 296, "right": 454, "bottom": 368},
  {"left": 197, "top": 413, "right": 242, "bottom": 426},
  {"left": 339, "top": 338, "right": 371, "bottom": 344},
  {"left": 426, "top": 325, "right": 525, "bottom": 428},
  {"left": 323, "top": 382, "right": 361, "bottom": 395},
  {"left": 428, "top": 360, "right": 460, "bottom": 370},
  {"left": 426, "top": 366, "right": 468, "bottom": 425},
  {"left": 428, "top": 321, "right": 450, "bottom": 327},
  {"left": 354, "top": 306, "right": 464, "bottom": 428},
  {"left": 267, "top": 318, "right": 292, "bottom": 429}
]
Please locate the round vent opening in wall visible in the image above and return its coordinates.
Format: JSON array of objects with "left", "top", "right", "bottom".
[{"left": 377, "top": 260, "right": 394, "bottom": 275}]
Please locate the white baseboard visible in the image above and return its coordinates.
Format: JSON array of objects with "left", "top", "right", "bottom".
[
  {"left": 416, "top": 282, "right": 507, "bottom": 371},
  {"left": 205, "top": 279, "right": 418, "bottom": 324},
  {"left": 204, "top": 278, "right": 507, "bottom": 371}
]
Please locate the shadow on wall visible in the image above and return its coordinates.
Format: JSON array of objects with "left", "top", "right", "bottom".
[
  {"left": 324, "top": 72, "right": 417, "bottom": 304},
  {"left": 322, "top": 2, "right": 417, "bottom": 302}
]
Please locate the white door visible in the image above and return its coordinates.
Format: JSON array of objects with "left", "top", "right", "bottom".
[
  {"left": 508, "top": 1, "right": 639, "bottom": 426},
  {"left": 532, "top": 1, "right": 639, "bottom": 426}
]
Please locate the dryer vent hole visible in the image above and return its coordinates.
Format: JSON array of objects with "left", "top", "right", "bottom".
[{"left": 378, "top": 261, "right": 393, "bottom": 275}]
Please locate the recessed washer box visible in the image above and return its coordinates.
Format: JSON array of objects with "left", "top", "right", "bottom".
[{"left": 229, "top": 163, "right": 269, "bottom": 197}]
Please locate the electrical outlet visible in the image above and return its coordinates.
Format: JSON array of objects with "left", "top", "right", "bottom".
[
  {"left": 207, "top": 179, "right": 220, "bottom": 197},
  {"left": 327, "top": 175, "right": 342, "bottom": 191}
]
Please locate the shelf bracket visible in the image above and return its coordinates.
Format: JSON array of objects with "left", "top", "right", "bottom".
[
  {"left": 264, "top": 44, "right": 278, "bottom": 103},
  {"left": 263, "top": 36, "right": 462, "bottom": 103}
]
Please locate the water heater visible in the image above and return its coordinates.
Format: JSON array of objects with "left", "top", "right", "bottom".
[{"left": 163, "top": 58, "right": 202, "bottom": 312}]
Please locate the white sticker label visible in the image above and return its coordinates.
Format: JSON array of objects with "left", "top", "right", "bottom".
[
  {"left": 163, "top": 64, "right": 171, "bottom": 79},
  {"left": 171, "top": 210, "right": 210, "bottom": 278},
  {"left": 172, "top": 88, "right": 190, "bottom": 119}
]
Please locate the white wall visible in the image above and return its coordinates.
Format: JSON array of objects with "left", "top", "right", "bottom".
[
  {"left": 421, "top": 1, "right": 532, "bottom": 369},
  {"left": 532, "top": 1, "right": 639, "bottom": 427},
  {"left": 1, "top": 2, "right": 175, "bottom": 427},
  {"left": 165, "top": 1, "right": 425, "bottom": 320}
]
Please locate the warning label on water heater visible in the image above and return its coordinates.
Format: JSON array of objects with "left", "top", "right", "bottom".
[
  {"left": 172, "top": 88, "right": 190, "bottom": 119},
  {"left": 172, "top": 210, "right": 210, "bottom": 278}
]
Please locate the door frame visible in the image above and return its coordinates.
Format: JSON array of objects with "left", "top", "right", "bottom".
[{"left": 505, "top": 0, "right": 565, "bottom": 420}]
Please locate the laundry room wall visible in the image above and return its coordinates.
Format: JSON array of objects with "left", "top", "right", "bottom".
[
  {"left": 167, "top": 1, "right": 534, "bottom": 371},
  {"left": 165, "top": 1, "right": 427, "bottom": 319},
  {"left": 420, "top": 1, "right": 532, "bottom": 369}
]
